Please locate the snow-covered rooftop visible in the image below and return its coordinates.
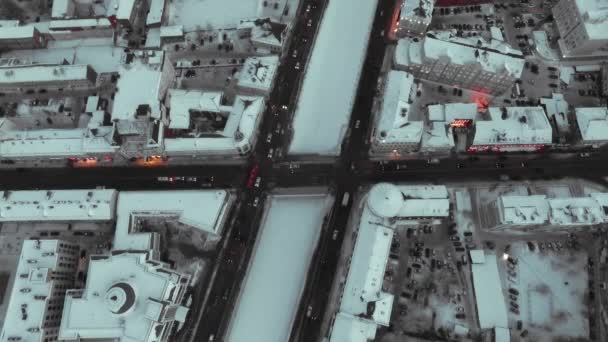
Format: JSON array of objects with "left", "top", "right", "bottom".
[
  {"left": 227, "top": 192, "right": 330, "bottom": 342},
  {"left": 470, "top": 252, "right": 509, "bottom": 329},
  {"left": 395, "top": 35, "right": 525, "bottom": 78},
  {"left": 366, "top": 183, "right": 449, "bottom": 219},
  {"left": 0, "top": 64, "right": 93, "bottom": 85},
  {"left": 339, "top": 204, "right": 394, "bottom": 327},
  {"left": 329, "top": 312, "right": 378, "bottom": 342},
  {"left": 373, "top": 71, "right": 423, "bottom": 145},
  {"left": 0, "top": 189, "right": 117, "bottom": 221},
  {"left": 575, "top": 107, "right": 608, "bottom": 143},
  {"left": 472, "top": 107, "right": 552, "bottom": 147},
  {"left": 288, "top": 0, "right": 379, "bottom": 155},
  {"left": 469, "top": 249, "right": 485, "bottom": 264},
  {"left": 116, "top": 0, "right": 136, "bottom": 21},
  {"left": 427, "top": 103, "right": 478, "bottom": 122},
  {"left": 0, "top": 122, "right": 117, "bottom": 158},
  {"left": 0, "top": 25, "right": 36, "bottom": 40},
  {"left": 421, "top": 122, "right": 454, "bottom": 150},
  {"left": 540, "top": 93, "right": 570, "bottom": 134},
  {"left": 111, "top": 53, "right": 168, "bottom": 121},
  {"left": 146, "top": 0, "right": 165, "bottom": 26},
  {"left": 237, "top": 55, "right": 279, "bottom": 93},
  {"left": 400, "top": 0, "right": 434, "bottom": 24},
  {"left": 579, "top": 2, "right": 608, "bottom": 40},
  {"left": 51, "top": 0, "right": 74, "bottom": 18},
  {"left": 548, "top": 197, "right": 604, "bottom": 226},
  {"left": 160, "top": 25, "right": 183, "bottom": 38},
  {"left": 113, "top": 190, "right": 234, "bottom": 251},
  {"left": 498, "top": 195, "right": 549, "bottom": 225},
  {"left": 168, "top": 90, "right": 227, "bottom": 129},
  {"left": 164, "top": 95, "right": 264, "bottom": 153},
  {"left": 59, "top": 252, "right": 190, "bottom": 342},
  {"left": 0, "top": 240, "right": 75, "bottom": 342},
  {"left": 250, "top": 19, "right": 288, "bottom": 48}
]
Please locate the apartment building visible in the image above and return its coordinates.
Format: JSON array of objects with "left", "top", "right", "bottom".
[{"left": 396, "top": 0, "right": 434, "bottom": 37}]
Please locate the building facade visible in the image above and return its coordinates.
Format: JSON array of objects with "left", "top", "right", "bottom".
[
  {"left": 0, "top": 26, "right": 46, "bottom": 51},
  {"left": 0, "top": 239, "right": 79, "bottom": 342}
]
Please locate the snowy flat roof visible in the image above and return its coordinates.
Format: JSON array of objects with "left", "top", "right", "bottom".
[
  {"left": 427, "top": 103, "right": 478, "bottom": 122},
  {"left": 160, "top": 25, "right": 183, "bottom": 37},
  {"left": 59, "top": 252, "right": 190, "bottom": 342},
  {"left": 400, "top": 0, "right": 434, "bottom": 24},
  {"left": 374, "top": 71, "right": 423, "bottom": 144},
  {"left": 548, "top": 197, "right": 604, "bottom": 226},
  {"left": 473, "top": 107, "right": 552, "bottom": 146},
  {"left": 0, "top": 124, "right": 117, "bottom": 158},
  {"left": 397, "top": 185, "right": 448, "bottom": 198},
  {"left": 168, "top": 89, "right": 226, "bottom": 129},
  {"left": 421, "top": 122, "right": 454, "bottom": 149},
  {"left": 164, "top": 95, "right": 264, "bottom": 153},
  {"left": 540, "top": 93, "right": 570, "bottom": 133},
  {"left": 227, "top": 192, "right": 329, "bottom": 342},
  {"left": 575, "top": 107, "right": 608, "bottom": 142},
  {"left": 394, "top": 38, "right": 423, "bottom": 66},
  {"left": 288, "top": 0, "right": 379, "bottom": 155},
  {"left": 146, "top": 0, "right": 165, "bottom": 26},
  {"left": 329, "top": 312, "right": 378, "bottom": 342},
  {"left": 111, "top": 59, "right": 164, "bottom": 121},
  {"left": 495, "top": 327, "right": 511, "bottom": 342},
  {"left": 0, "top": 20, "right": 20, "bottom": 28},
  {"left": 237, "top": 55, "right": 279, "bottom": 92},
  {"left": 583, "top": 9, "right": 608, "bottom": 40},
  {"left": 0, "top": 240, "right": 73, "bottom": 342},
  {"left": 116, "top": 0, "right": 136, "bottom": 20},
  {"left": 396, "top": 35, "right": 525, "bottom": 78},
  {"left": 470, "top": 252, "right": 509, "bottom": 329},
  {"left": 0, "top": 64, "right": 92, "bottom": 85},
  {"left": 0, "top": 25, "right": 36, "bottom": 40},
  {"left": 498, "top": 195, "right": 549, "bottom": 225},
  {"left": 469, "top": 249, "right": 485, "bottom": 264},
  {"left": 0, "top": 189, "right": 116, "bottom": 221},
  {"left": 113, "top": 190, "right": 233, "bottom": 251},
  {"left": 399, "top": 198, "right": 450, "bottom": 218},
  {"left": 339, "top": 205, "right": 394, "bottom": 326},
  {"left": 51, "top": 0, "right": 73, "bottom": 18}
]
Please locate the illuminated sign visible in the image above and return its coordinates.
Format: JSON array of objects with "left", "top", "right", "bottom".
[{"left": 450, "top": 119, "right": 473, "bottom": 128}]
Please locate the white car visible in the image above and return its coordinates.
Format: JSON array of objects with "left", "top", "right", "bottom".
[
  {"left": 252, "top": 197, "right": 259, "bottom": 207},
  {"left": 266, "top": 133, "right": 272, "bottom": 143},
  {"left": 292, "top": 49, "right": 298, "bottom": 58},
  {"left": 267, "top": 148, "right": 274, "bottom": 159},
  {"left": 307, "top": 19, "right": 313, "bottom": 27},
  {"left": 254, "top": 177, "right": 261, "bottom": 188},
  {"left": 295, "top": 62, "right": 300, "bottom": 70}
]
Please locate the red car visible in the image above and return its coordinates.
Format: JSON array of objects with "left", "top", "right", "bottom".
[{"left": 246, "top": 164, "right": 259, "bottom": 188}]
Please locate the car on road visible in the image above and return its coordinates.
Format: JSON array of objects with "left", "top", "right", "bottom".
[
  {"left": 548, "top": 83, "right": 558, "bottom": 88},
  {"left": 266, "top": 133, "right": 272, "bottom": 143},
  {"left": 580, "top": 152, "right": 591, "bottom": 158},
  {"left": 252, "top": 197, "right": 259, "bottom": 207},
  {"left": 267, "top": 148, "right": 274, "bottom": 159},
  {"left": 292, "top": 49, "right": 298, "bottom": 58},
  {"left": 307, "top": 19, "right": 313, "bottom": 27},
  {"left": 254, "top": 177, "right": 261, "bottom": 188},
  {"left": 509, "top": 288, "right": 519, "bottom": 296},
  {"left": 295, "top": 62, "right": 300, "bottom": 70}
]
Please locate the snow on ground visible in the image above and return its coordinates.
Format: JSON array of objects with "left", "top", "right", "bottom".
[
  {"left": 507, "top": 243, "right": 589, "bottom": 341},
  {"left": 168, "top": 0, "right": 260, "bottom": 31},
  {"left": 535, "top": 184, "right": 573, "bottom": 198},
  {"left": 226, "top": 191, "right": 331, "bottom": 342},
  {"left": 476, "top": 184, "right": 529, "bottom": 206},
  {"left": 288, "top": 0, "right": 379, "bottom": 155}
]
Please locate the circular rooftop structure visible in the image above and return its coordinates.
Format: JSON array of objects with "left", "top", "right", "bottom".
[
  {"left": 367, "top": 183, "right": 402, "bottom": 218},
  {"left": 105, "top": 282, "right": 136, "bottom": 315}
]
